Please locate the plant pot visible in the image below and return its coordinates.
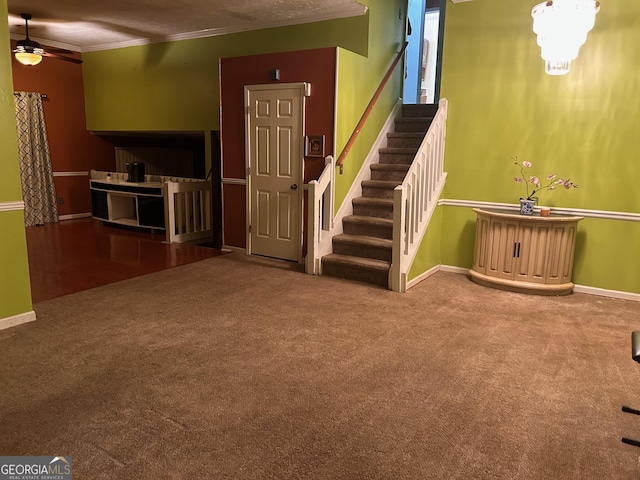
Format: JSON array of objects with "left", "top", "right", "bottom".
[{"left": 519, "top": 198, "right": 536, "bottom": 215}]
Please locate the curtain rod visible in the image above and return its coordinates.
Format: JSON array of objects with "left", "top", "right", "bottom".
[{"left": 13, "top": 92, "right": 48, "bottom": 98}]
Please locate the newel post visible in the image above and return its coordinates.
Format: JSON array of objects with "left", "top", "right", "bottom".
[{"left": 390, "top": 185, "right": 407, "bottom": 292}]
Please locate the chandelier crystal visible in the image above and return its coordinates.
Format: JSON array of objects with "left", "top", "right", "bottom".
[{"left": 531, "top": 0, "right": 600, "bottom": 75}]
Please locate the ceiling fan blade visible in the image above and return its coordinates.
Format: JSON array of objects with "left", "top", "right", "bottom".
[
  {"left": 46, "top": 47, "right": 76, "bottom": 55},
  {"left": 42, "top": 52, "right": 83, "bottom": 64}
]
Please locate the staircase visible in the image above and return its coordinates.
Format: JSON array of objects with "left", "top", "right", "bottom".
[{"left": 321, "top": 104, "right": 438, "bottom": 288}]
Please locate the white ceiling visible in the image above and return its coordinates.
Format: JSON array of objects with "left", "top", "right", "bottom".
[{"left": 7, "top": 0, "right": 367, "bottom": 52}]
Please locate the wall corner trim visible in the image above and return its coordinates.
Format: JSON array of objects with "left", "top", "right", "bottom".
[
  {"left": 0, "top": 201, "right": 25, "bottom": 212},
  {"left": 0, "top": 311, "right": 36, "bottom": 331}
]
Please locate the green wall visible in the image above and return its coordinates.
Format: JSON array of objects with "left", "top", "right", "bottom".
[
  {"left": 82, "top": 0, "right": 408, "bottom": 216},
  {"left": 82, "top": 16, "right": 369, "bottom": 132},
  {"left": 437, "top": 0, "right": 640, "bottom": 294},
  {"left": 408, "top": 204, "right": 444, "bottom": 280},
  {"left": 0, "top": 0, "right": 33, "bottom": 320},
  {"left": 334, "top": 0, "right": 407, "bottom": 209}
]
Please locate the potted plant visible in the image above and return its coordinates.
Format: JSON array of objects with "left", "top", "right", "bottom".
[{"left": 513, "top": 156, "right": 578, "bottom": 215}]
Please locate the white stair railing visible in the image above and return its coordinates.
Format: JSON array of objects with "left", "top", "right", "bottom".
[
  {"left": 305, "top": 156, "right": 335, "bottom": 274},
  {"left": 164, "top": 180, "right": 212, "bottom": 244},
  {"left": 390, "top": 98, "right": 449, "bottom": 292}
]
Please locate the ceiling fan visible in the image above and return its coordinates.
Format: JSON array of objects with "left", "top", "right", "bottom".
[{"left": 13, "top": 13, "right": 82, "bottom": 66}]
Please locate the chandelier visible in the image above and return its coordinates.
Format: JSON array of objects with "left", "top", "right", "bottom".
[{"left": 531, "top": 0, "right": 600, "bottom": 75}]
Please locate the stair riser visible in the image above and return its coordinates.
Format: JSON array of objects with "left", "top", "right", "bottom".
[
  {"left": 402, "top": 105, "right": 438, "bottom": 118},
  {"left": 343, "top": 222, "right": 393, "bottom": 240},
  {"left": 353, "top": 203, "right": 394, "bottom": 220},
  {"left": 386, "top": 137, "right": 423, "bottom": 148},
  {"left": 370, "top": 169, "right": 408, "bottom": 182},
  {"left": 379, "top": 152, "right": 415, "bottom": 165},
  {"left": 362, "top": 185, "right": 396, "bottom": 200},
  {"left": 394, "top": 121, "right": 431, "bottom": 133},
  {"left": 322, "top": 262, "right": 389, "bottom": 288},
  {"left": 332, "top": 241, "right": 392, "bottom": 262}
]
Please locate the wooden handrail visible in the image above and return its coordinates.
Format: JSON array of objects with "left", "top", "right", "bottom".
[{"left": 336, "top": 41, "right": 409, "bottom": 173}]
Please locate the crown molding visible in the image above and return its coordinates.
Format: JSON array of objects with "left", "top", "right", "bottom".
[{"left": 82, "top": 5, "right": 369, "bottom": 53}]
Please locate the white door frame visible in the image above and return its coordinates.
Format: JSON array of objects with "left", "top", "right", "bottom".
[{"left": 244, "top": 82, "right": 309, "bottom": 263}]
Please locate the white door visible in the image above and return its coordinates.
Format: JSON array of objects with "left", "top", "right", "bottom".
[{"left": 245, "top": 84, "right": 305, "bottom": 261}]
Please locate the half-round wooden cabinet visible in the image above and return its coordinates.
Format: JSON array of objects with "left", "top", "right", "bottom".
[{"left": 469, "top": 208, "right": 583, "bottom": 295}]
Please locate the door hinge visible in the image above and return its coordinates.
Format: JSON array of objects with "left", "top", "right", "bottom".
[
  {"left": 247, "top": 166, "right": 251, "bottom": 176},
  {"left": 246, "top": 105, "right": 251, "bottom": 115},
  {"left": 249, "top": 225, "right": 252, "bottom": 233}
]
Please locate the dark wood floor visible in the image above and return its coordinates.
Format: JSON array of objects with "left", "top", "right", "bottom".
[{"left": 26, "top": 218, "right": 226, "bottom": 303}]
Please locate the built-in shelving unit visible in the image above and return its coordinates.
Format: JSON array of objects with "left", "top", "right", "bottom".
[{"left": 90, "top": 179, "right": 165, "bottom": 230}]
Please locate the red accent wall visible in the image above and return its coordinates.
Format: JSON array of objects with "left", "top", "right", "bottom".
[
  {"left": 220, "top": 47, "right": 336, "bottom": 248},
  {"left": 11, "top": 41, "right": 115, "bottom": 217}
]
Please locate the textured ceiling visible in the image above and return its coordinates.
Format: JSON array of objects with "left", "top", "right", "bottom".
[{"left": 7, "top": 0, "right": 367, "bottom": 52}]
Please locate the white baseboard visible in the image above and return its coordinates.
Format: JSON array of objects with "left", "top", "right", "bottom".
[
  {"left": 406, "top": 264, "right": 441, "bottom": 289},
  {"left": 411, "top": 264, "right": 640, "bottom": 303},
  {"left": 438, "top": 265, "right": 470, "bottom": 275},
  {"left": 59, "top": 212, "right": 92, "bottom": 221},
  {"left": 573, "top": 284, "right": 640, "bottom": 302},
  {"left": 0, "top": 311, "right": 36, "bottom": 331}
]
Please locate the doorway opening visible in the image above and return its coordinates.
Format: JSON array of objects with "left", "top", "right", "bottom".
[{"left": 403, "top": 0, "right": 442, "bottom": 104}]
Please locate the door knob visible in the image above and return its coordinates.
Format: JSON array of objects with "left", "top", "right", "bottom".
[{"left": 290, "top": 184, "right": 298, "bottom": 190}]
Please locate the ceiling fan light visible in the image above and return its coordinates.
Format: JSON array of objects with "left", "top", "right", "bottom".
[{"left": 15, "top": 51, "right": 43, "bottom": 66}]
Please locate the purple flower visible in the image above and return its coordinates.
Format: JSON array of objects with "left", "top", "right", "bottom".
[{"left": 512, "top": 156, "right": 577, "bottom": 202}]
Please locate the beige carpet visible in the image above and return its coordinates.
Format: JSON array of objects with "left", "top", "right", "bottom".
[{"left": 2, "top": 253, "right": 640, "bottom": 479}]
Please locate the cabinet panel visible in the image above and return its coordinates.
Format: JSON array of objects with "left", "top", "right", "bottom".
[
  {"left": 516, "top": 222, "right": 551, "bottom": 284},
  {"left": 472, "top": 215, "right": 490, "bottom": 273},
  {"left": 487, "top": 218, "right": 519, "bottom": 279},
  {"left": 546, "top": 224, "right": 576, "bottom": 284}
]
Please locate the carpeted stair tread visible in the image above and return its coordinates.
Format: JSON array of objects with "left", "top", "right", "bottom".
[
  {"left": 333, "top": 233, "right": 393, "bottom": 249},
  {"left": 322, "top": 253, "right": 390, "bottom": 271},
  {"left": 343, "top": 215, "right": 394, "bottom": 228},
  {"left": 342, "top": 215, "right": 394, "bottom": 239},
  {"left": 371, "top": 164, "right": 410, "bottom": 172},
  {"left": 362, "top": 179, "right": 400, "bottom": 188},
  {"left": 378, "top": 147, "right": 419, "bottom": 154},
  {"left": 387, "top": 132, "right": 425, "bottom": 139},
  {"left": 352, "top": 197, "right": 394, "bottom": 207},
  {"left": 395, "top": 116, "right": 434, "bottom": 123}
]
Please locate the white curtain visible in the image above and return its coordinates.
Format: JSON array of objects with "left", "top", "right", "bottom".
[{"left": 13, "top": 91, "right": 58, "bottom": 226}]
